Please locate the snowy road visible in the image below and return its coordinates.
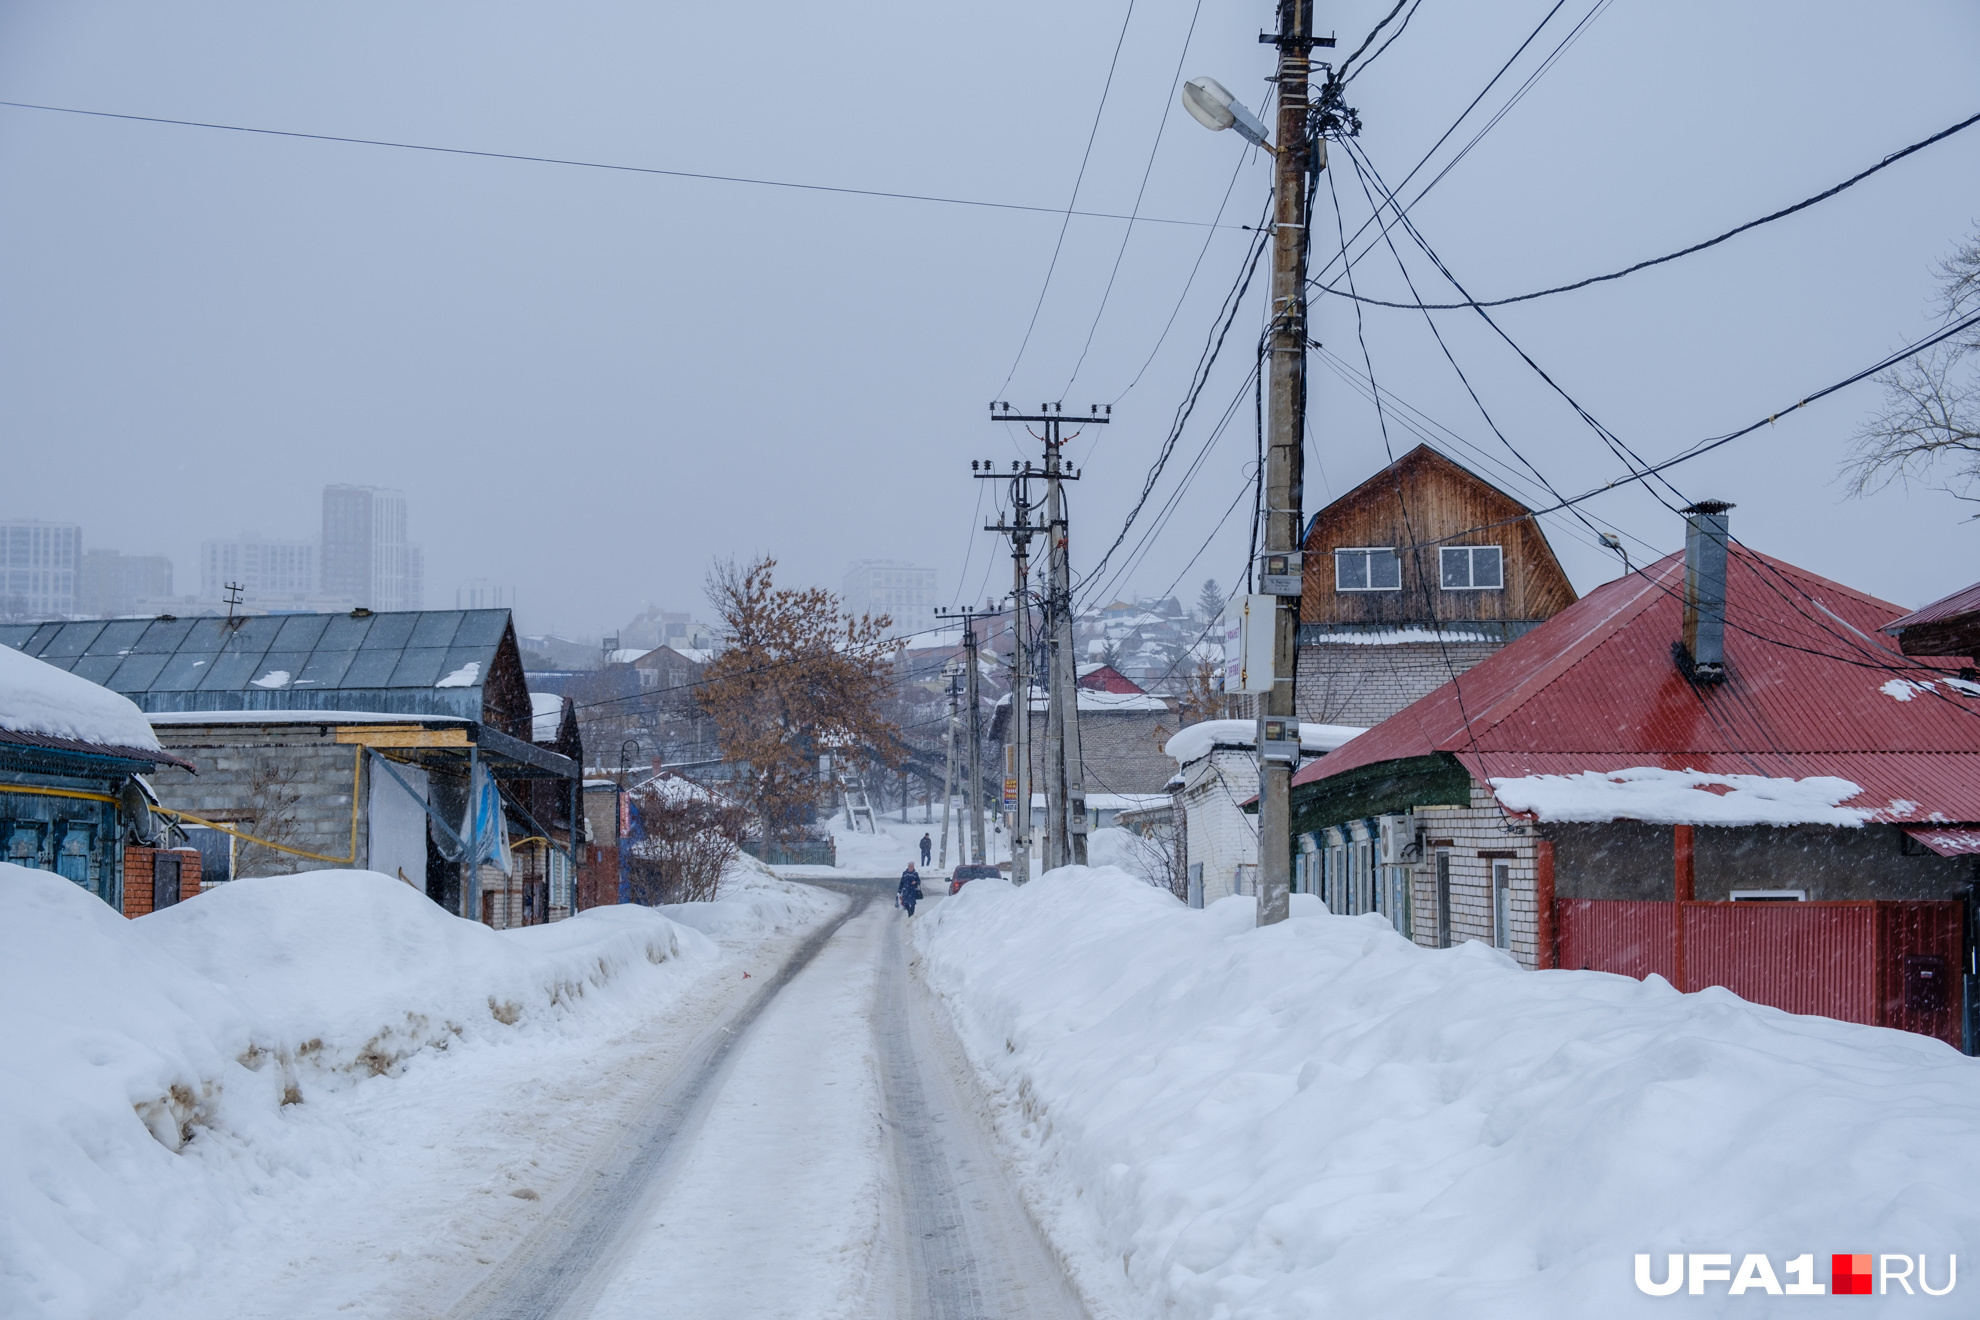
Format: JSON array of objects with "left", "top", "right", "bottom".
[{"left": 454, "top": 879, "right": 1084, "bottom": 1320}]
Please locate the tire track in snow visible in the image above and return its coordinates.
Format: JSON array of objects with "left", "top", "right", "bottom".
[{"left": 446, "top": 886, "right": 871, "bottom": 1320}]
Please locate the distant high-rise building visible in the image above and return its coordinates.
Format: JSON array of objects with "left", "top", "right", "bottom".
[
  {"left": 80, "top": 550, "right": 174, "bottom": 617},
  {"left": 321, "top": 485, "right": 419, "bottom": 611},
  {"left": 0, "top": 519, "right": 82, "bottom": 618},
  {"left": 200, "top": 533, "right": 318, "bottom": 605},
  {"left": 843, "top": 559, "right": 938, "bottom": 640},
  {"left": 456, "top": 578, "right": 513, "bottom": 610}
]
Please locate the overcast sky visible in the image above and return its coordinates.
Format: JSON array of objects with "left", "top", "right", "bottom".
[{"left": 2, "top": 0, "right": 1976, "bottom": 639}]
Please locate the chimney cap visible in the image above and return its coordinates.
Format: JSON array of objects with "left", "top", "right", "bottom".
[{"left": 1682, "top": 500, "right": 1735, "bottom": 515}]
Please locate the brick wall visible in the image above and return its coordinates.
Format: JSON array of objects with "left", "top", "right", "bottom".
[
  {"left": 1296, "top": 639, "right": 1505, "bottom": 728},
  {"left": 121, "top": 846, "right": 203, "bottom": 918},
  {"left": 1409, "top": 781, "right": 1539, "bottom": 966},
  {"left": 1179, "top": 749, "right": 1260, "bottom": 905}
]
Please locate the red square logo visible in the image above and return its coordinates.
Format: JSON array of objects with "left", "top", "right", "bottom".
[{"left": 1833, "top": 1254, "right": 1874, "bottom": 1295}]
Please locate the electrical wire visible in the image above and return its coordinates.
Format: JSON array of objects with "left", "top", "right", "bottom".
[
  {"left": 1064, "top": 0, "right": 1205, "bottom": 395},
  {"left": 1315, "top": 105, "right": 1980, "bottom": 311},
  {"left": 994, "top": 0, "right": 1140, "bottom": 397},
  {"left": 1335, "top": 0, "right": 1425, "bottom": 84},
  {"left": 1080, "top": 192, "right": 1274, "bottom": 597},
  {"left": 0, "top": 97, "right": 1245, "bottom": 233},
  {"left": 1306, "top": 0, "right": 1572, "bottom": 290}
]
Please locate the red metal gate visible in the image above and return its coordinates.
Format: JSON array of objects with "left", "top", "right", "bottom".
[{"left": 1554, "top": 898, "right": 1964, "bottom": 1048}]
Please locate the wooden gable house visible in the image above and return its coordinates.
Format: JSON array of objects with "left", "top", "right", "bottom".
[{"left": 1297, "top": 444, "right": 1578, "bottom": 727}]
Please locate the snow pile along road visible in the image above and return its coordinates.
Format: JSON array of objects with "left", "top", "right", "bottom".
[
  {"left": 914, "top": 867, "right": 1980, "bottom": 1318},
  {"left": 0, "top": 864, "right": 756, "bottom": 1320}
]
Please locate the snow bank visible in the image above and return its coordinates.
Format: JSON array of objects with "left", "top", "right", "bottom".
[
  {"left": 1490, "top": 766, "right": 1871, "bottom": 826},
  {"left": 0, "top": 864, "right": 719, "bottom": 1319},
  {"left": 1164, "top": 718, "right": 1362, "bottom": 766},
  {"left": 914, "top": 867, "right": 1980, "bottom": 1318},
  {"left": 0, "top": 639, "right": 161, "bottom": 750}
]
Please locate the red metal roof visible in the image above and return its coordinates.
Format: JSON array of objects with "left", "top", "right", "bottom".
[
  {"left": 1902, "top": 826, "right": 1980, "bottom": 857},
  {"left": 1882, "top": 579, "right": 1980, "bottom": 633},
  {"left": 1076, "top": 663, "right": 1146, "bottom": 694},
  {"left": 1293, "top": 547, "right": 1980, "bottom": 823}
]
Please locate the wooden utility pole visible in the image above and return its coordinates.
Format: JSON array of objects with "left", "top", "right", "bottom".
[
  {"left": 940, "top": 602, "right": 998, "bottom": 865},
  {"left": 1256, "top": 1, "right": 1319, "bottom": 927}
]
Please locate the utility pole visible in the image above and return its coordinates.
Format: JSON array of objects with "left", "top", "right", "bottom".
[
  {"left": 1255, "top": 1, "right": 1323, "bottom": 927},
  {"left": 987, "top": 403, "right": 1106, "bottom": 871},
  {"left": 938, "top": 604, "right": 994, "bottom": 864},
  {"left": 937, "top": 672, "right": 958, "bottom": 869}
]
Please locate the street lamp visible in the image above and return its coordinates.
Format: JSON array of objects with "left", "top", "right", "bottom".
[{"left": 1181, "top": 76, "right": 1274, "bottom": 151}]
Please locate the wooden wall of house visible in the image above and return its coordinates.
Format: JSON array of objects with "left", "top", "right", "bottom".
[
  {"left": 482, "top": 620, "right": 534, "bottom": 738},
  {"left": 1300, "top": 445, "right": 1577, "bottom": 627}
]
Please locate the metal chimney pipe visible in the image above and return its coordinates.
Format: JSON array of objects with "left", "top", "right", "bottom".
[{"left": 1678, "top": 501, "right": 1734, "bottom": 684}]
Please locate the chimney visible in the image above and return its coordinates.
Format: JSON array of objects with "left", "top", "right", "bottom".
[{"left": 1677, "top": 501, "right": 1734, "bottom": 684}]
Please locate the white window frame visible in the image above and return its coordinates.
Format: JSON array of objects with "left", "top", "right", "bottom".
[
  {"left": 1335, "top": 547, "right": 1402, "bottom": 593},
  {"left": 1440, "top": 544, "right": 1505, "bottom": 591}
]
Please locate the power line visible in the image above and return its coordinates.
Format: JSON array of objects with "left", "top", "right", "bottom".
[
  {"left": 1306, "top": 0, "right": 1573, "bottom": 290},
  {"left": 1314, "top": 105, "right": 1980, "bottom": 311},
  {"left": 1063, "top": 0, "right": 1205, "bottom": 395},
  {"left": 1335, "top": 0, "right": 1425, "bottom": 84},
  {"left": 1079, "top": 193, "right": 1274, "bottom": 597},
  {"left": 994, "top": 0, "right": 1141, "bottom": 397},
  {"left": 0, "top": 97, "right": 1243, "bottom": 232}
]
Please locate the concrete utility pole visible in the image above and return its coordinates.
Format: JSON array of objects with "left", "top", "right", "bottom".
[
  {"left": 1256, "top": 0, "right": 1319, "bottom": 927},
  {"left": 979, "top": 462, "right": 1037, "bottom": 881},
  {"left": 937, "top": 673, "right": 958, "bottom": 870},
  {"left": 985, "top": 403, "right": 1107, "bottom": 872},
  {"left": 939, "top": 602, "right": 996, "bottom": 865},
  {"left": 1043, "top": 422, "right": 1091, "bottom": 869},
  {"left": 962, "top": 620, "right": 985, "bottom": 863}
]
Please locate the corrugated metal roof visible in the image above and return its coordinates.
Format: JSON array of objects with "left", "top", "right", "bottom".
[
  {"left": 1882, "top": 579, "right": 1980, "bottom": 633},
  {"left": 1293, "top": 547, "right": 1980, "bottom": 823},
  {"left": 0, "top": 610, "right": 514, "bottom": 720},
  {"left": 1902, "top": 825, "right": 1980, "bottom": 857}
]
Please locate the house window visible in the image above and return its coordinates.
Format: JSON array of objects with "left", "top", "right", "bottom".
[
  {"left": 1492, "top": 861, "right": 1512, "bottom": 950},
  {"left": 1440, "top": 545, "right": 1504, "bottom": 590},
  {"left": 1335, "top": 548, "right": 1401, "bottom": 592}
]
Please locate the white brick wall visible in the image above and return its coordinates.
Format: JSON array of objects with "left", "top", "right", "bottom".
[
  {"left": 1407, "top": 782, "right": 1540, "bottom": 968},
  {"left": 1179, "top": 749, "right": 1259, "bottom": 904},
  {"left": 1296, "top": 639, "right": 1505, "bottom": 727}
]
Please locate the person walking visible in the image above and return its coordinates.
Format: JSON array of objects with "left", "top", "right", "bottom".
[
  {"left": 919, "top": 832, "right": 933, "bottom": 866},
  {"left": 898, "top": 864, "right": 923, "bottom": 916}
]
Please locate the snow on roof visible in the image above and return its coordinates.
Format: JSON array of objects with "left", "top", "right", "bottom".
[
  {"left": 1306, "top": 627, "right": 1495, "bottom": 646},
  {"left": 1490, "top": 767, "right": 1874, "bottom": 827},
  {"left": 605, "top": 648, "right": 647, "bottom": 665},
  {"left": 1164, "top": 718, "right": 1363, "bottom": 766},
  {"left": 0, "top": 641, "right": 161, "bottom": 752},
  {"left": 530, "top": 692, "right": 564, "bottom": 742}
]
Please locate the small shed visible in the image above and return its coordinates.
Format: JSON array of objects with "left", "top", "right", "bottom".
[
  {"left": 1, "top": 609, "right": 579, "bottom": 925},
  {"left": 0, "top": 641, "right": 190, "bottom": 911}
]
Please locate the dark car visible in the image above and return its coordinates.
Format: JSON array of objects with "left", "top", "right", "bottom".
[{"left": 949, "top": 863, "right": 1001, "bottom": 896}]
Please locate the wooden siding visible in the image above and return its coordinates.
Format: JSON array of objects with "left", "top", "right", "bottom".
[{"left": 1300, "top": 445, "right": 1577, "bottom": 627}]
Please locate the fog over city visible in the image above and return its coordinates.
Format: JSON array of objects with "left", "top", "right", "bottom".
[{"left": 2, "top": 0, "right": 1976, "bottom": 637}]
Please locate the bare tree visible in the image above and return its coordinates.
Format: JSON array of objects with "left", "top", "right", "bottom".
[
  {"left": 627, "top": 782, "right": 747, "bottom": 905},
  {"left": 1843, "top": 228, "right": 1980, "bottom": 512}
]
